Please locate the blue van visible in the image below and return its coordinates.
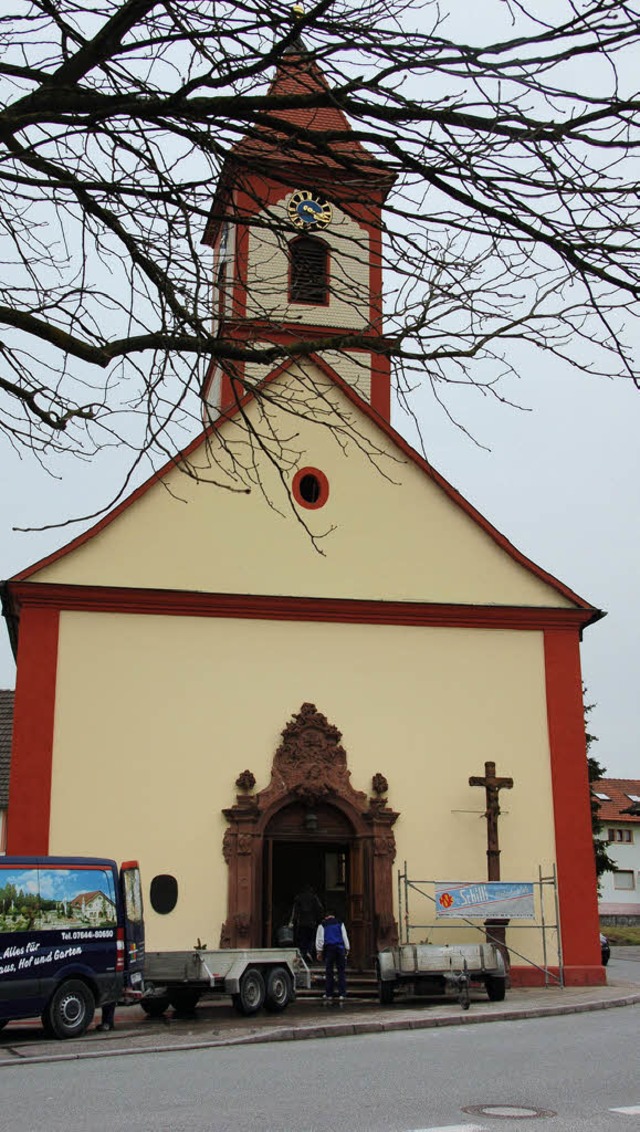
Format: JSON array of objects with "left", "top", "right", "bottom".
[{"left": 0, "top": 857, "right": 145, "bottom": 1038}]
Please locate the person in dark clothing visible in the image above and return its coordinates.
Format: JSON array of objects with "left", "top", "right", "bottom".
[
  {"left": 316, "top": 911, "right": 350, "bottom": 1001},
  {"left": 96, "top": 1000, "right": 116, "bottom": 1032},
  {"left": 292, "top": 885, "right": 323, "bottom": 964}
]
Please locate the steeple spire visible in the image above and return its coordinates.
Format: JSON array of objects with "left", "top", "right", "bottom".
[
  {"left": 286, "top": 1, "right": 306, "bottom": 54},
  {"left": 230, "top": 26, "right": 393, "bottom": 185}
]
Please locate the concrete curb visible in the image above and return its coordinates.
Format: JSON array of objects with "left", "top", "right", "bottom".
[
  {"left": 1, "top": 987, "right": 639, "bottom": 1067},
  {"left": 221, "top": 988, "right": 640, "bottom": 1047}
]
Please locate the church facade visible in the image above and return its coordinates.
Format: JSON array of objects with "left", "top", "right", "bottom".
[{"left": 3, "top": 43, "right": 605, "bottom": 985}]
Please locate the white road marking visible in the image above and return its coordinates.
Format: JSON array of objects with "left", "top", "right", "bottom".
[
  {"left": 611, "top": 1106, "right": 640, "bottom": 1116},
  {"left": 407, "top": 1126, "right": 487, "bottom": 1132}
]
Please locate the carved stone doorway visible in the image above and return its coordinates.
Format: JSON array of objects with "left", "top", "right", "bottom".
[{"left": 222, "top": 704, "right": 400, "bottom": 966}]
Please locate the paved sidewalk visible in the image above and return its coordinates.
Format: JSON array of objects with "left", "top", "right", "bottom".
[{"left": 1, "top": 973, "right": 639, "bottom": 1066}]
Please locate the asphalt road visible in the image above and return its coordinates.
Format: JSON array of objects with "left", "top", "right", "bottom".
[
  {"left": 2, "top": 998, "right": 639, "bottom": 1132},
  {"left": 606, "top": 945, "right": 640, "bottom": 982}
]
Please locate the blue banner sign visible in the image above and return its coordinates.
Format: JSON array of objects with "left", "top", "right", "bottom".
[{"left": 435, "top": 882, "right": 535, "bottom": 919}]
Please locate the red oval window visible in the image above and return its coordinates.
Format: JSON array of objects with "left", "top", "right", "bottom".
[{"left": 292, "top": 467, "right": 329, "bottom": 510}]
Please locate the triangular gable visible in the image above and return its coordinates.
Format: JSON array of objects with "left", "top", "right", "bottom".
[{"left": 9, "top": 357, "right": 600, "bottom": 622}]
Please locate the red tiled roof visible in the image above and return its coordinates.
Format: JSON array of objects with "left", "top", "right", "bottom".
[
  {"left": 233, "top": 48, "right": 392, "bottom": 179},
  {"left": 592, "top": 778, "right": 640, "bottom": 824},
  {"left": 70, "top": 890, "right": 115, "bottom": 906}
]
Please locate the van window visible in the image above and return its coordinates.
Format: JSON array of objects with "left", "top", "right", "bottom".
[{"left": 0, "top": 866, "right": 117, "bottom": 933}]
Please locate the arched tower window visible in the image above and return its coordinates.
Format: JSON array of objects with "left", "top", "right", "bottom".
[{"left": 289, "top": 235, "right": 329, "bottom": 305}]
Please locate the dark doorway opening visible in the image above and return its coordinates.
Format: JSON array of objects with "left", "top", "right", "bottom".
[{"left": 267, "top": 841, "right": 349, "bottom": 947}]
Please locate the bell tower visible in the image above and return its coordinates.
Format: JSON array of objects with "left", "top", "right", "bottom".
[{"left": 202, "top": 34, "right": 396, "bottom": 421}]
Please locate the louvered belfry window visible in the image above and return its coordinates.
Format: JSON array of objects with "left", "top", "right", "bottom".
[{"left": 289, "top": 236, "right": 329, "bottom": 304}]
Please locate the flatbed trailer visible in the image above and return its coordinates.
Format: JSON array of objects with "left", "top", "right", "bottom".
[
  {"left": 377, "top": 943, "right": 507, "bottom": 1010},
  {"left": 141, "top": 947, "right": 310, "bottom": 1017}
]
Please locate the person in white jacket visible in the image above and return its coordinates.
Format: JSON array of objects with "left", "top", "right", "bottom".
[{"left": 315, "top": 912, "right": 350, "bottom": 1001}]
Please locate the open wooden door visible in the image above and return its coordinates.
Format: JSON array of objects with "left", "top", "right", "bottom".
[
  {"left": 263, "top": 838, "right": 273, "bottom": 947},
  {"left": 348, "top": 838, "right": 372, "bottom": 969}
]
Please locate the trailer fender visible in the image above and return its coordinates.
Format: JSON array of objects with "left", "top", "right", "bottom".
[
  {"left": 223, "top": 956, "right": 251, "bottom": 995},
  {"left": 377, "top": 949, "right": 398, "bottom": 982}
]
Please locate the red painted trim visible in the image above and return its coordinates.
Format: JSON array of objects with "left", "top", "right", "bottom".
[
  {"left": 223, "top": 320, "right": 394, "bottom": 345},
  {"left": 7, "top": 606, "right": 59, "bottom": 854},
  {"left": 544, "top": 628, "right": 602, "bottom": 971},
  {"left": 9, "top": 352, "right": 601, "bottom": 621},
  {"left": 8, "top": 582, "right": 596, "bottom": 631},
  {"left": 510, "top": 965, "right": 606, "bottom": 987},
  {"left": 219, "top": 370, "right": 240, "bottom": 413},
  {"left": 231, "top": 187, "right": 250, "bottom": 321},
  {"left": 292, "top": 467, "right": 330, "bottom": 510},
  {"left": 370, "top": 352, "right": 391, "bottom": 421}
]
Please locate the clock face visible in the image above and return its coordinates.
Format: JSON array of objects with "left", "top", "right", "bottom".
[{"left": 287, "top": 190, "right": 333, "bottom": 231}]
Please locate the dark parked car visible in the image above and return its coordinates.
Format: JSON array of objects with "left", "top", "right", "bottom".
[{"left": 600, "top": 933, "right": 610, "bottom": 966}]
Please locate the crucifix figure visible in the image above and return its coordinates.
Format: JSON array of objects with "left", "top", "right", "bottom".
[
  {"left": 469, "top": 760, "right": 514, "bottom": 881},
  {"left": 469, "top": 760, "right": 514, "bottom": 971}
]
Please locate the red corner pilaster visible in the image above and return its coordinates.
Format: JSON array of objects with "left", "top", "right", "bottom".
[
  {"left": 7, "top": 603, "right": 60, "bottom": 854},
  {"left": 544, "top": 627, "right": 605, "bottom": 985},
  {"left": 370, "top": 353, "right": 391, "bottom": 422}
]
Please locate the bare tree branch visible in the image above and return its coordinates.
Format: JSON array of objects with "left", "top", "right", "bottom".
[{"left": 0, "top": 0, "right": 639, "bottom": 506}]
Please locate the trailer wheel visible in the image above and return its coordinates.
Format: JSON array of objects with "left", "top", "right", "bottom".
[
  {"left": 378, "top": 980, "right": 394, "bottom": 1005},
  {"left": 140, "top": 996, "right": 171, "bottom": 1017},
  {"left": 484, "top": 975, "right": 506, "bottom": 1002},
  {"left": 45, "top": 979, "right": 95, "bottom": 1039},
  {"left": 264, "top": 967, "right": 292, "bottom": 1013},
  {"left": 169, "top": 989, "right": 201, "bottom": 1016},
  {"left": 233, "top": 967, "right": 265, "bottom": 1016}
]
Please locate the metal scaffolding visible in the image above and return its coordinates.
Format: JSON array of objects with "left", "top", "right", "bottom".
[{"left": 397, "top": 863, "right": 564, "bottom": 987}]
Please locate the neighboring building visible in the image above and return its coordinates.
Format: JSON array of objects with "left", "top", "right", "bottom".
[
  {"left": 69, "top": 890, "right": 117, "bottom": 925},
  {"left": 0, "top": 689, "right": 13, "bottom": 854},
  {"left": 594, "top": 779, "right": 640, "bottom": 922},
  {"left": 1, "top": 40, "right": 606, "bottom": 985}
]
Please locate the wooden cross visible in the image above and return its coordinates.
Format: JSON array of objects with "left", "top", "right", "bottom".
[{"left": 469, "top": 761, "right": 514, "bottom": 882}]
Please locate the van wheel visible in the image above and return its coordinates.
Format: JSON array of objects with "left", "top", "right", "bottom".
[
  {"left": 169, "top": 990, "right": 201, "bottom": 1016},
  {"left": 46, "top": 980, "right": 95, "bottom": 1039},
  {"left": 233, "top": 967, "right": 265, "bottom": 1016},
  {"left": 140, "top": 996, "right": 171, "bottom": 1017},
  {"left": 265, "top": 967, "right": 292, "bottom": 1012}
]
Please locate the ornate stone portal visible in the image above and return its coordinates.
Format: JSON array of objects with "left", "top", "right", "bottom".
[{"left": 221, "top": 703, "right": 399, "bottom": 962}]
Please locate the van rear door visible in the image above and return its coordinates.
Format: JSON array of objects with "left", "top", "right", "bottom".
[
  {"left": 119, "top": 862, "right": 145, "bottom": 993},
  {"left": 0, "top": 860, "right": 45, "bottom": 1019}
]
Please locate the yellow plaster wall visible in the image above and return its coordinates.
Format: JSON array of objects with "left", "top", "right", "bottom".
[
  {"left": 49, "top": 609, "right": 556, "bottom": 960},
  {"left": 245, "top": 199, "right": 370, "bottom": 328},
  {"left": 30, "top": 370, "right": 575, "bottom": 611}
]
